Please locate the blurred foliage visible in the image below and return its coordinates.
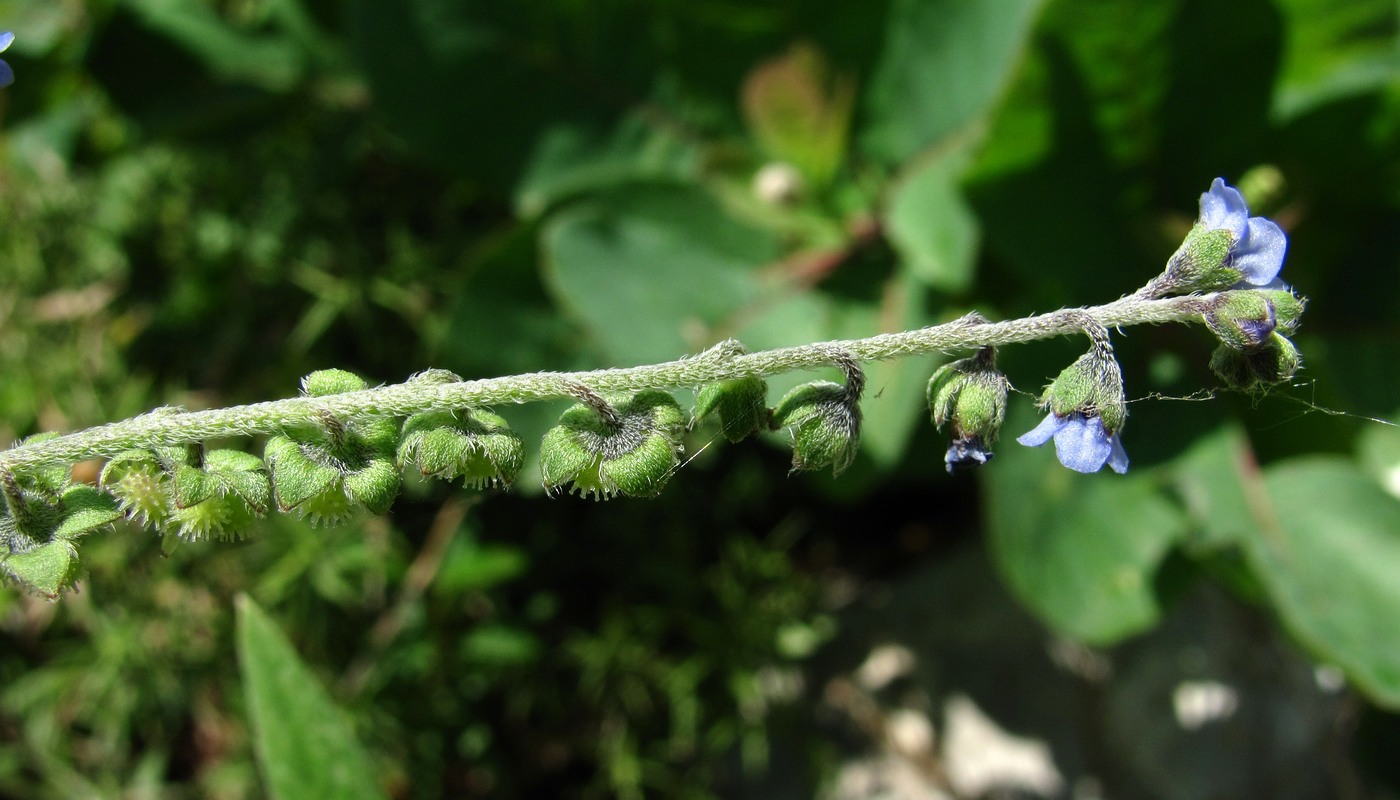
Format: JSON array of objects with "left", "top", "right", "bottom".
[{"left": 1, "top": 0, "right": 1400, "bottom": 797}]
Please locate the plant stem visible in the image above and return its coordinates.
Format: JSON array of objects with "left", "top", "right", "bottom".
[{"left": 0, "top": 293, "right": 1210, "bottom": 472}]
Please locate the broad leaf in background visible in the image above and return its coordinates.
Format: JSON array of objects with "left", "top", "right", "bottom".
[
  {"left": 542, "top": 182, "right": 780, "bottom": 366},
  {"left": 985, "top": 408, "right": 1187, "bottom": 643},
  {"left": 885, "top": 142, "right": 981, "bottom": 293},
  {"left": 1271, "top": 0, "right": 1400, "bottom": 120},
  {"left": 1170, "top": 423, "right": 1263, "bottom": 551},
  {"left": 860, "top": 0, "right": 1044, "bottom": 165},
  {"left": 741, "top": 43, "right": 856, "bottom": 188},
  {"left": 237, "top": 595, "right": 386, "bottom": 800},
  {"left": 1245, "top": 459, "right": 1400, "bottom": 708},
  {"left": 514, "top": 113, "right": 700, "bottom": 219}
]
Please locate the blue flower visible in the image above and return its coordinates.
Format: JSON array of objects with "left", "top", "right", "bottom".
[
  {"left": 1016, "top": 412, "right": 1129, "bottom": 474},
  {"left": 1198, "top": 177, "right": 1287, "bottom": 286},
  {"left": 0, "top": 32, "right": 14, "bottom": 89},
  {"left": 945, "top": 435, "right": 994, "bottom": 474}
]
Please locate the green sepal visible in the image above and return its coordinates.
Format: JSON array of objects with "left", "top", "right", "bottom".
[
  {"left": 1042, "top": 349, "right": 1126, "bottom": 434},
  {"left": 204, "top": 450, "right": 272, "bottom": 514},
  {"left": 1, "top": 540, "right": 80, "bottom": 598},
  {"left": 1260, "top": 289, "right": 1306, "bottom": 336},
  {"left": 772, "top": 381, "right": 861, "bottom": 475},
  {"left": 342, "top": 458, "right": 401, "bottom": 515},
  {"left": 11, "top": 434, "right": 68, "bottom": 499},
  {"left": 694, "top": 376, "right": 770, "bottom": 443},
  {"left": 264, "top": 436, "right": 341, "bottom": 511},
  {"left": 1210, "top": 333, "right": 1301, "bottom": 389},
  {"left": 301, "top": 369, "right": 369, "bottom": 397},
  {"left": 398, "top": 409, "right": 525, "bottom": 488},
  {"left": 1162, "top": 225, "right": 1239, "bottom": 293},
  {"left": 174, "top": 464, "right": 221, "bottom": 508},
  {"left": 926, "top": 350, "right": 1008, "bottom": 442},
  {"left": 51, "top": 485, "right": 122, "bottom": 540},
  {"left": 1204, "top": 290, "right": 1283, "bottom": 351},
  {"left": 539, "top": 390, "right": 685, "bottom": 499}
]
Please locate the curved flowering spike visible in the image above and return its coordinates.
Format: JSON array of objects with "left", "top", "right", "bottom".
[
  {"left": 540, "top": 388, "right": 686, "bottom": 499},
  {"left": 265, "top": 370, "right": 401, "bottom": 526},
  {"left": 399, "top": 410, "right": 525, "bottom": 488},
  {"left": 0, "top": 32, "right": 14, "bottom": 89},
  {"left": 1017, "top": 320, "right": 1129, "bottom": 474},
  {"left": 1149, "top": 178, "right": 1289, "bottom": 297},
  {"left": 771, "top": 352, "right": 864, "bottom": 475},
  {"left": 1210, "top": 333, "right": 1301, "bottom": 390},
  {"left": 927, "top": 345, "right": 1008, "bottom": 474}
]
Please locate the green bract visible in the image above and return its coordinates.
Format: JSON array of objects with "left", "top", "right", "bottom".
[
  {"left": 771, "top": 381, "right": 862, "bottom": 475},
  {"left": 540, "top": 390, "right": 685, "bottom": 499},
  {"left": 694, "top": 375, "right": 771, "bottom": 443}
]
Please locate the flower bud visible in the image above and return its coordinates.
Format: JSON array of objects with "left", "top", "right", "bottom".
[
  {"left": 169, "top": 449, "right": 269, "bottom": 542},
  {"left": 927, "top": 347, "right": 1008, "bottom": 473},
  {"left": 540, "top": 389, "right": 686, "bottom": 499},
  {"left": 1204, "top": 290, "right": 1278, "bottom": 350},
  {"left": 266, "top": 369, "right": 401, "bottom": 525},
  {"left": 398, "top": 409, "right": 526, "bottom": 489},
  {"left": 694, "top": 376, "right": 771, "bottom": 443},
  {"left": 772, "top": 380, "right": 862, "bottom": 476}
]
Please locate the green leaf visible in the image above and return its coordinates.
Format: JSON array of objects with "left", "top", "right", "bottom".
[
  {"left": 740, "top": 43, "right": 855, "bottom": 187},
  {"left": 1244, "top": 458, "right": 1400, "bottom": 707},
  {"left": 542, "top": 183, "right": 779, "bottom": 366},
  {"left": 985, "top": 407, "right": 1187, "bottom": 643},
  {"left": 886, "top": 147, "right": 981, "bottom": 292},
  {"left": 514, "top": 114, "right": 698, "bottom": 218},
  {"left": 236, "top": 595, "right": 386, "bottom": 800},
  {"left": 861, "top": 0, "right": 1045, "bottom": 164}
]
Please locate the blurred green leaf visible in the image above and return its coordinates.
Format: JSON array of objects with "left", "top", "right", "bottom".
[
  {"left": 1169, "top": 423, "right": 1263, "bottom": 551},
  {"left": 1246, "top": 458, "right": 1400, "bottom": 707},
  {"left": 986, "top": 407, "right": 1187, "bottom": 643},
  {"left": 515, "top": 115, "right": 699, "bottom": 219},
  {"left": 236, "top": 595, "right": 386, "bottom": 800},
  {"left": 459, "top": 625, "right": 541, "bottom": 667},
  {"left": 435, "top": 532, "right": 530, "bottom": 594},
  {"left": 740, "top": 43, "right": 855, "bottom": 187},
  {"left": 861, "top": 0, "right": 1045, "bottom": 164},
  {"left": 885, "top": 145, "right": 980, "bottom": 292},
  {"left": 121, "top": 0, "right": 311, "bottom": 90},
  {"left": 1272, "top": 0, "right": 1400, "bottom": 120},
  {"left": 542, "top": 182, "right": 780, "bottom": 366}
]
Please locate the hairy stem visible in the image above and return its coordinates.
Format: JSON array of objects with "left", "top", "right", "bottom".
[{"left": 0, "top": 293, "right": 1211, "bottom": 472}]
